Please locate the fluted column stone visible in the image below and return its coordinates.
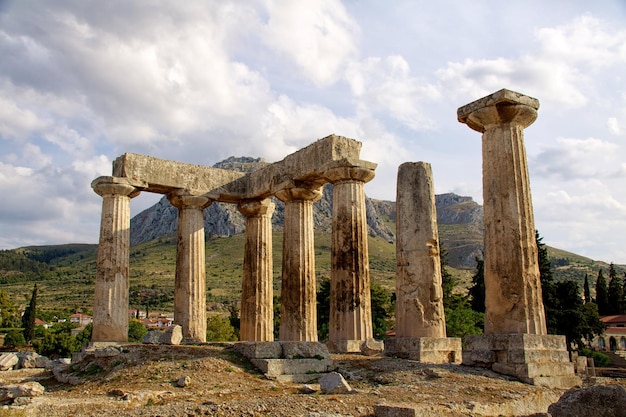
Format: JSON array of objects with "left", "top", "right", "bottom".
[
  {"left": 168, "top": 190, "right": 212, "bottom": 343},
  {"left": 458, "top": 89, "right": 546, "bottom": 335},
  {"left": 91, "top": 178, "right": 139, "bottom": 342},
  {"left": 238, "top": 198, "right": 275, "bottom": 341},
  {"left": 275, "top": 185, "right": 323, "bottom": 341},
  {"left": 325, "top": 166, "right": 375, "bottom": 352}
]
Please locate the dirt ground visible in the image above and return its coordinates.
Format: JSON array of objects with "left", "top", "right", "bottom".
[{"left": 0, "top": 344, "right": 623, "bottom": 417}]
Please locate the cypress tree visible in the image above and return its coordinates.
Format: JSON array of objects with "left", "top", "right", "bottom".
[
  {"left": 21, "top": 284, "right": 37, "bottom": 343},
  {"left": 595, "top": 270, "right": 609, "bottom": 316},
  {"left": 469, "top": 257, "right": 485, "bottom": 313},
  {"left": 583, "top": 274, "right": 591, "bottom": 304},
  {"left": 607, "top": 263, "right": 623, "bottom": 315}
]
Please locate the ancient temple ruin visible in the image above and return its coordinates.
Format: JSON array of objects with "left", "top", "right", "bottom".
[{"left": 91, "top": 135, "right": 376, "bottom": 352}]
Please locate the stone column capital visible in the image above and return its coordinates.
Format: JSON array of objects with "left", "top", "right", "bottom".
[
  {"left": 458, "top": 89, "right": 539, "bottom": 133},
  {"left": 275, "top": 185, "right": 323, "bottom": 203},
  {"left": 238, "top": 198, "right": 275, "bottom": 218},
  {"left": 324, "top": 166, "right": 375, "bottom": 184},
  {"left": 167, "top": 190, "right": 212, "bottom": 210},
  {"left": 92, "top": 178, "right": 140, "bottom": 199}
]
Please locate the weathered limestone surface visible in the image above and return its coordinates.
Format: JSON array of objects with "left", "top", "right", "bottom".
[
  {"left": 91, "top": 177, "right": 139, "bottom": 342},
  {"left": 463, "top": 334, "right": 580, "bottom": 388},
  {"left": 385, "top": 337, "right": 462, "bottom": 364},
  {"left": 395, "top": 162, "right": 446, "bottom": 338},
  {"left": 276, "top": 186, "right": 322, "bottom": 341},
  {"left": 168, "top": 190, "right": 211, "bottom": 343},
  {"left": 326, "top": 166, "right": 376, "bottom": 352},
  {"left": 458, "top": 89, "right": 546, "bottom": 335},
  {"left": 238, "top": 199, "right": 275, "bottom": 341}
]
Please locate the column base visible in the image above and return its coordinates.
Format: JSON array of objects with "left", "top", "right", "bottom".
[
  {"left": 385, "top": 337, "right": 462, "bottom": 364},
  {"left": 327, "top": 338, "right": 384, "bottom": 355},
  {"left": 463, "top": 333, "right": 581, "bottom": 388}
]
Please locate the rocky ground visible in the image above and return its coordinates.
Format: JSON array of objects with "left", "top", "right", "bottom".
[{"left": 0, "top": 344, "right": 623, "bottom": 417}]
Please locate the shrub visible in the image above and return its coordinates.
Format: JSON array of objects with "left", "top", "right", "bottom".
[
  {"left": 580, "top": 348, "right": 610, "bottom": 367},
  {"left": 3, "top": 329, "right": 26, "bottom": 348},
  {"left": 206, "top": 315, "right": 237, "bottom": 341}
]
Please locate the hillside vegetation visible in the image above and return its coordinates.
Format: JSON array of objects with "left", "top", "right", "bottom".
[{"left": 1, "top": 232, "right": 622, "bottom": 317}]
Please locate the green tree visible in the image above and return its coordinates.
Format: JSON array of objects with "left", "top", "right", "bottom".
[
  {"left": 441, "top": 247, "right": 483, "bottom": 337},
  {"left": 595, "top": 269, "right": 609, "bottom": 316},
  {"left": 316, "top": 278, "right": 331, "bottom": 340},
  {"left": 33, "top": 321, "right": 81, "bottom": 358},
  {"left": 468, "top": 257, "right": 485, "bottom": 313},
  {"left": 607, "top": 263, "right": 623, "bottom": 315},
  {"left": 583, "top": 274, "right": 591, "bottom": 304},
  {"left": 21, "top": 284, "right": 38, "bottom": 343},
  {"left": 128, "top": 319, "right": 147, "bottom": 342},
  {"left": 206, "top": 315, "right": 237, "bottom": 341},
  {"left": 0, "top": 290, "right": 19, "bottom": 328}
]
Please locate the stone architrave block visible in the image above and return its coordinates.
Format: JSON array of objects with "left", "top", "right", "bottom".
[
  {"left": 234, "top": 341, "right": 283, "bottom": 359},
  {"left": 0, "top": 353, "right": 19, "bottom": 371},
  {"left": 250, "top": 358, "right": 334, "bottom": 378},
  {"left": 281, "top": 341, "right": 330, "bottom": 359},
  {"left": 319, "top": 372, "right": 353, "bottom": 394},
  {"left": 142, "top": 330, "right": 163, "bottom": 344},
  {"left": 159, "top": 325, "right": 183, "bottom": 345}
]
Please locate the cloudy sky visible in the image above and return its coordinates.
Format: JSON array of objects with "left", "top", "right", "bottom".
[{"left": 1, "top": 0, "right": 625, "bottom": 264}]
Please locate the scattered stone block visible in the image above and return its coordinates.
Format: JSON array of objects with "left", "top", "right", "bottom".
[
  {"left": 0, "top": 353, "right": 19, "bottom": 371},
  {"left": 319, "top": 371, "right": 353, "bottom": 394},
  {"left": 282, "top": 341, "right": 330, "bottom": 359},
  {"left": 234, "top": 341, "right": 282, "bottom": 359},
  {"left": 361, "top": 338, "right": 384, "bottom": 356},
  {"left": 142, "top": 330, "right": 163, "bottom": 344},
  {"left": 95, "top": 346, "right": 121, "bottom": 358},
  {"left": 17, "top": 351, "right": 52, "bottom": 369},
  {"left": 548, "top": 384, "right": 626, "bottom": 417},
  {"left": 300, "top": 384, "right": 317, "bottom": 394},
  {"left": 374, "top": 403, "right": 419, "bottom": 417},
  {"left": 0, "top": 381, "right": 45, "bottom": 403},
  {"left": 385, "top": 337, "right": 461, "bottom": 363},
  {"left": 251, "top": 358, "right": 333, "bottom": 378},
  {"left": 160, "top": 325, "right": 183, "bottom": 345}
]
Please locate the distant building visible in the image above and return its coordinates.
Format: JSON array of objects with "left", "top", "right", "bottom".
[
  {"left": 70, "top": 313, "right": 93, "bottom": 327},
  {"left": 34, "top": 318, "right": 52, "bottom": 329},
  {"left": 591, "top": 315, "right": 626, "bottom": 351},
  {"left": 128, "top": 309, "right": 147, "bottom": 319},
  {"left": 141, "top": 316, "right": 173, "bottom": 329}
]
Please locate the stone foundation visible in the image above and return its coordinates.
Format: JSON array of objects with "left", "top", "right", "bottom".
[
  {"left": 385, "top": 337, "right": 462, "bottom": 364},
  {"left": 462, "top": 333, "right": 581, "bottom": 388}
]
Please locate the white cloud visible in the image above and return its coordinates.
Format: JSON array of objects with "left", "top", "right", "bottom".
[{"left": 259, "top": 0, "right": 359, "bottom": 86}]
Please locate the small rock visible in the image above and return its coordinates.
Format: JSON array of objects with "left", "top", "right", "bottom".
[
  {"left": 319, "top": 372, "right": 353, "bottom": 394},
  {"left": 300, "top": 384, "right": 317, "bottom": 394},
  {"left": 108, "top": 389, "right": 126, "bottom": 397},
  {"left": 95, "top": 346, "right": 121, "bottom": 358},
  {"left": 177, "top": 375, "right": 191, "bottom": 387}
]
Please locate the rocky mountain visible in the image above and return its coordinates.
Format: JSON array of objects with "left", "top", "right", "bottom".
[{"left": 130, "top": 157, "right": 483, "bottom": 269}]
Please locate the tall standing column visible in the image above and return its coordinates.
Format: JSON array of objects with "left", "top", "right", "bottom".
[
  {"left": 91, "top": 177, "right": 139, "bottom": 342},
  {"left": 238, "top": 199, "right": 275, "bottom": 341},
  {"left": 275, "top": 185, "right": 322, "bottom": 341},
  {"left": 458, "top": 89, "right": 546, "bottom": 335},
  {"left": 324, "top": 166, "right": 376, "bottom": 352},
  {"left": 395, "top": 162, "right": 446, "bottom": 338},
  {"left": 168, "top": 190, "right": 212, "bottom": 343}
]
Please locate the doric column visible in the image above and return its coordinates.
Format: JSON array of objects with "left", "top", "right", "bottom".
[
  {"left": 238, "top": 198, "right": 275, "bottom": 341},
  {"left": 275, "top": 184, "right": 323, "bottom": 341},
  {"left": 91, "top": 177, "right": 139, "bottom": 342},
  {"left": 324, "top": 166, "right": 376, "bottom": 351},
  {"left": 395, "top": 162, "right": 446, "bottom": 338},
  {"left": 458, "top": 89, "right": 546, "bottom": 335},
  {"left": 168, "top": 190, "right": 212, "bottom": 342}
]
